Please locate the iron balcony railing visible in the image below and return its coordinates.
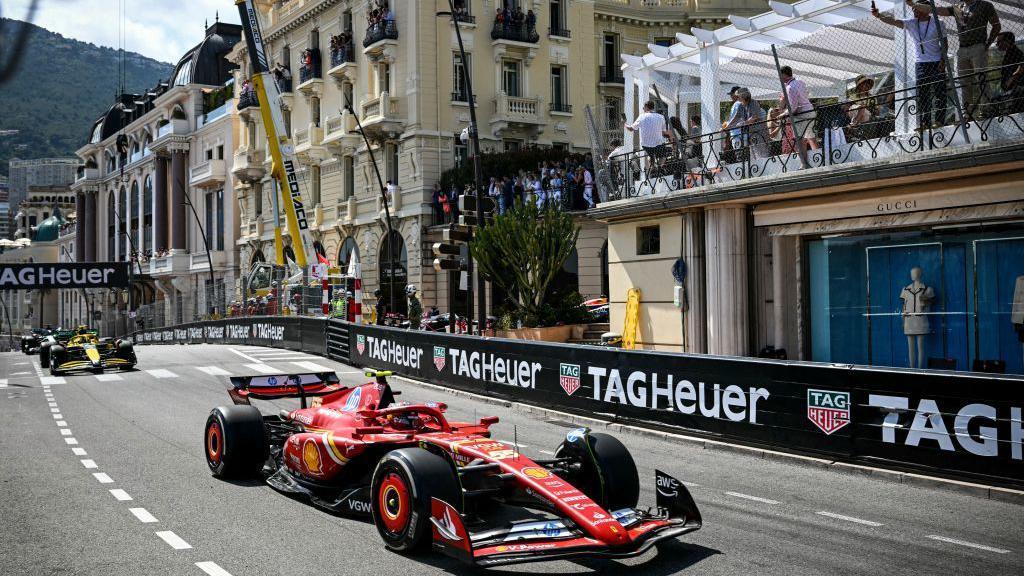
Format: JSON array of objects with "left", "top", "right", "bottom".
[
  {"left": 299, "top": 49, "right": 322, "bottom": 84},
  {"left": 549, "top": 27, "right": 571, "bottom": 38},
  {"left": 330, "top": 43, "right": 356, "bottom": 67},
  {"left": 605, "top": 68, "right": 1024, "bottom": 201},
  {"left": 451, "top": 91, "right": 477, "bottom": 103},
  {"left": 549, "top": 102, "right": 573, "bottom": 113},
  {"left": 238, "top": 91, "right": 259, "bottom": 110},
  {"left": 364, "top": 21, "right": 399, "bottom": 47},
  {"left": 491, "top": 19, "right": 539, "bottom": 43},
  {"left": 599, "top": 65, "right": 624, "bottom": 84}
]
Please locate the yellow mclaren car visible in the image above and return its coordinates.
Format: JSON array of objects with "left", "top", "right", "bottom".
[{"left": 48, "top": 330, "right": 137, "bottom": 376}]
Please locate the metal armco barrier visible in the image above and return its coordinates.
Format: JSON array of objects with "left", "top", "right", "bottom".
[
  {"left": 132, "top": 317, "right": 328, "bottom": 356},
  {"left": 339, "top": 322, "right": 1024, "bottom": 489}
]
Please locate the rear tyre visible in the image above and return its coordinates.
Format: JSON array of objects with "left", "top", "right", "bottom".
[
  {"left": 40, "top": 343, "right": 51, "bottom": 368},
  {"left": 555, "top": 432, "right": 639, "bottom": 511},
  {"left": 117, "top": 341, "right": 137, "bottom": 369},
  {"left": 204, "top": 405, "right": 267, "bottom": 479},
  {"left": 48, "top": 345, "right": 65, "bottom": 376},
  {"left": 370, "top": 448, "right": 460, "bottom": 553}
]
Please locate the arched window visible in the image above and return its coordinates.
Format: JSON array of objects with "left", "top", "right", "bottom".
[
  {"left": 378, "top": 230, "right": 408, "bottom": 316},
  {"left": 143, "top": 176, "right": 153, "bottom": 253},
  {"left": 250, "top": 250, "right": 266, "bottom": 266},
  {"left": 337, "top": 236, "right": 359, "bottom": 272}
]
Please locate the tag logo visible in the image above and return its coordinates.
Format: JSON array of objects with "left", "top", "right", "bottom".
[
  {"left": 807, "top": 389, "right": 851, "bottom": 435},
  {"left": 356, "top": 334, "right": 365, "bottom": 355},
  {"left": 559, "top": 363, "right": 581, "bottom": 396},
  {"left": 433, "top": 346, "right": 446, "bottom": 371}
]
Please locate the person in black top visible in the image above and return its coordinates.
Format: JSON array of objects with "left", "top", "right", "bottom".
[
  {"left": 374, "top": 288, "right": 386, "bottom": 325},
  {"left": 995, "top": 32, "right": 1024, "bottom": 115}
]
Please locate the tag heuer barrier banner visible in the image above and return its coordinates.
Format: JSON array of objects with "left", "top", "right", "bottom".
[{"left": 0, "top": 262, "right": 131, "bottom": 290}]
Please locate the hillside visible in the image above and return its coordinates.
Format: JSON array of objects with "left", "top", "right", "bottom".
[{"left": 0, "top": 19, "right": 173, "bottom": 177}]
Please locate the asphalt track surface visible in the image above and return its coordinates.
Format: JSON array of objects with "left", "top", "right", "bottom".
[{"left": 1, "top": 344, "right": 1021, "bottom": 576}]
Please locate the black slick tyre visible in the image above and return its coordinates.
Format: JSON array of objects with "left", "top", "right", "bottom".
[
  {"left": 555, "top": 432, "right": 639, "bottom": 511},
  {"left": 370, "top": 448, "right": 460, "bottom": 553},
  {"left": 204, "top": 405, "right": 267, "bottom": 478}
]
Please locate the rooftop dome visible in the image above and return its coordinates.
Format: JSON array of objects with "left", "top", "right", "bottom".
[
  {"left": 171, "top": 22, "right": 241, "bottom": 87},
  {"left": 34, "top": 206, "right": 66, "bottom": 243}
]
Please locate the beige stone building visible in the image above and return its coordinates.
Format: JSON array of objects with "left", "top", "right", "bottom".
[{"left": 232, "top": 0, "right": 759, "bottom": 316}]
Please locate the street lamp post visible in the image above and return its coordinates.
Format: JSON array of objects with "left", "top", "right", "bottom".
[{"left": 439, "top": 1, "right": 486, "bottom": 334}]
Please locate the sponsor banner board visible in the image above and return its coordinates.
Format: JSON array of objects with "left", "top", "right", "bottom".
[
  {"left": 132, "top": 317, "right": 327, "bottom": 355},
  {"left": 0, "top": 262, "right": 130, "bottom": 290},
  {"left": 343, "top": 322, "right": 1024, "bottom": 488}
]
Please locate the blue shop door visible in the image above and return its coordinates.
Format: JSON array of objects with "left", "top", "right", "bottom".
[
  {"left": 867, "top": 243, "right": 957, "bottom": 368},
  {"left": 975, "top": 237, "right": 1024, "bottom": 374}
]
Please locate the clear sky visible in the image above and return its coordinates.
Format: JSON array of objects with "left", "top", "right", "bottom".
[{"left": 4, "top": 0, "right": 242, "bottom": 64}]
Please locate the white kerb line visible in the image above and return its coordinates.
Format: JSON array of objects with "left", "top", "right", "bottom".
[
  {"left": 926, "top": 535, "right": 1010, "bottom": 554},
  {"left": 195, "top": 561, "right": 233, "bottom": 576},
  {"left": 227, "top": 348, "right": 262, "bottom": 363},
  {"left": 155, "top": 531, "right": 192, "bottom": 550},
  {"left": 816, "top": 511, "right": 883, "bottom": 527},
  {"left": 725, "top": 491, "right": 781, "bottom": 505},
  {"left": 129, "top": 508, "right": 158, "bottom": 523}
]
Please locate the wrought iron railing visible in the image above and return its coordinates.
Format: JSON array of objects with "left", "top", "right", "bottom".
[
  {"left": 238, "top": 91, "right": 259, "bottom": 110},
  {"left": 330, "top": 43, "right": 356, "bottom": 67},
  {"left": 451, "top": 91, "right": 476, "bottom": 103},
  {"left": 491, "top": 19, "right": 539, "bottom": 43},
  {"left": 550, "top": 102, "right": 573, "bottom": 114},
  {"left": 364, "top": 21, "right": 398, "bottom": 47},
  {"left": 599, "top": 65, "right": 624, "bottom": 84},
  {"left": 606, "top": 68, "right": 1024, "bottom": 201},
  {"left": 549, "top": 27, "right": 571, "bottom": 38}
]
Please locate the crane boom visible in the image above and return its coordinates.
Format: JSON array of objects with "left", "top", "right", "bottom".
[{"left": 236, "top": 0, "right": 314, "bottom": 270}]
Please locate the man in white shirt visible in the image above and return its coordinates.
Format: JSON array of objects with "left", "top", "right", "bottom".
[
  {"left": 625, "top": 100, "right": 671, "bottom": 172},
  {"left": 582, "top": 168, "right": 595, "bottom": 208},
  {"left": 778, "top": 67, "right": 819, "bottom": 150},
  {"left": 874, "top": 2, "right": 948, "bottom": 128}
]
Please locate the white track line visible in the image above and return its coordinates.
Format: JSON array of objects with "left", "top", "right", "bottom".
[
  {"left": 227, "top": 348, "right": 261, "bottom": 363},
  {"left": 291, "top": 361, "right": 330, "bottom": 371},
  {"left": 71, "top": 448, "right": 87, "bottom": 456},
  {"left": 129, "top": 508, "right": 158, "bottom": 523},
  {"left": 53, "top": 413, "right": 63, "bottom": 419},
  {"left": 39, "top": 376, "right": 66, "bottom": 385},
  {"left": 493, "top": 439, "right": 530, "bottom": 448},
  {"left": 816, "top": 511, "right": 883, "bottom": 527},
  {"left": 50, "top": 408, "right": 60, "bottom": 413},
  {"left": 92, "top": 472, "right": 113, "bottom": 484},
  {"left": 80, "top": 459, "right": 97, "bottom": 469},
  {"left": 243, "top": 363, "right": 282, "bottom": 374},
  {"left": 109, "top": 489, "right": 132, "bottom": 501},
  {"left": 56, "top": 421, "right": 67, "bottom": 427},
  {"left": 145, "top": 369, "right": 178, "bottom": 379},
  {"left": 48, "top": 402, "right": 58, "bottom": 407},
  {"left": 64, "top": 437, "right": 78, "bottom": 445},
  {"left": 725, "top": 491, "right": 780, "bottom": 505},
  {"left": 60, "top": 429, "right": 72, "bottom": 436},
  {"left": 0, "top": 379, "right": 7, "bottom": 387},
  {"left": 537, "top": 449, "right": 556, "bottom": 455},
  {"left": 195, "top": 561, "right": 233, "bottom": 576},
  {"left": 155, "top": 531, "right": 192, "bottom": 550},
  {"left": 94, "top": 373, "right": 123, "bottom": 382},
  {"left": 927, "top": 535, "right": 1010, "bottom": 554},
  {"left": 196, "top": 366, "right": 232, "bottom": 376}
]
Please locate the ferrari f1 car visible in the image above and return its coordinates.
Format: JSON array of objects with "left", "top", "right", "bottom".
[
  {"left": 204, "top": 370, "right": 702, "bottom": 566},
  {"left": 47, "top": 331, "right": 136, "bottom": 375}
]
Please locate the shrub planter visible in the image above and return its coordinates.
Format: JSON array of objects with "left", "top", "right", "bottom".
[{"left": 495, "top": 324, "right": 581, "bottom": 343}]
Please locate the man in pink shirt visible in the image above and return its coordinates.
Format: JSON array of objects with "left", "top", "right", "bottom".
[{"left": 778, "top": 66, "right": 819, "bottom": 151}]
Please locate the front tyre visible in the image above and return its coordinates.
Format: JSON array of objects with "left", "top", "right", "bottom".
[
  {"left": 370, "top": 448, "right": 460, "bottom": 553},
  {"left": 40, "top": 343, "right": 51, "bottom": 368},
  {"left": 48, "top": 345, "right": 65, "bottom": 376},
  {"left": 204, "top": 405, "right": 267, "bottom": 479}
]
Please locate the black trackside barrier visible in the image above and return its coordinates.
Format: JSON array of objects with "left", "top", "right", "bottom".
[
  {"left": 340, "top": 322, "right": 1024, "bottom": 489},
  {"left": 131, "top": 317, "right": 328, "bottom": 356}
]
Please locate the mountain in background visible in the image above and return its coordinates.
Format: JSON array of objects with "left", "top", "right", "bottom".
[{"left": 0, "top": 18, "right": 174, "bottom": 177}]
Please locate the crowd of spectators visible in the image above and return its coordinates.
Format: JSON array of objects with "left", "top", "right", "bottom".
[
  {"left": 492, "top": 2, "right": 538, "bottom": 41},
  {"left": 367, "top": 0, "right": 396, "bottom": 37},
  {"left": 330, "top": 31, "right": 355, "bottom": 63}
]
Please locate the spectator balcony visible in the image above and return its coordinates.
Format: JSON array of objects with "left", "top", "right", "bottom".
[
  {"left": 148, "top": 253, "right": 190, "bottom": 277},
  {"left": 490, "top": 92, "right": 544, "bottom": 136},
  {"left": 327, "top": 42, "right": 358, "bottom": 84},
  {"left": 293, "top": 123, "right": 330, "bottom": 163},
  {"left": 322, "top": 112, "right": 360, "bottom": 152},
  {"left": 363, "top": 21, "right": 399, "bottom": 54},
  {"left": 297, "top": 49, "right": 324, "bottom": 98},
  {"left": 231, "top": 148, "right": 266, "bottom": 184},
  {"left": 599, "top": 65, "right": 625, "bottom": 85},
  {"left": 360, "top": 91, "right": 404, "bottom": 137},
  {"left": 237, "top": 91, "right": 259, "bottom": 111},
  {"left": 189, "top": 160, "right": 226, "bottom": 189},
  {"left": 491, "top": 19, "right": 539, "bottom": 44}
]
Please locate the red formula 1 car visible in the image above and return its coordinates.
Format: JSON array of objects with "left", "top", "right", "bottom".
[{"left": 204, "top": 370, "right": 701, "bottom": 567}]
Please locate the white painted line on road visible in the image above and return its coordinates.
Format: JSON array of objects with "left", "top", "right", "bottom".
[
  {"left": 227, "top": 348, "right": 262, "bottom": 363},
  {"left": 94, "top": 373, "right": 123, "bottom": 382},
  {"left": 195, "top": 561, "right": 233, "bottom": 576},
  {"left": 109, "top": 489, "right": 132, "bottom": 501},
  {"left": 64, "top": 437, "right": 78, "bottom": 445},
  {"left": 60, "top": 429, "right": 72, "bottom": 436},
  {"left": 725, "top": 492, "right": 780, "bottom": 505},
  {"left": 291, "top": 361, "right": 330, "bottom": 371},
  {"left": 538, "top": 449, "right": 556, "bottom": 455},
  {"left": 53, "top": 413, "right": 62, "bottom": 419},
  {"left": 816, "top": 511, "right": 884, "bottom": 527},
  {"left": 155, "top": 531, "right": 192, "bottom": 550},
  {"left": 494, "top": 439, "right": 530, "bottom": 448},
  {"left": 196, "top": 366, "right": 232, "bottom": 376},
  {"left": 48, "top": 402, "right": 58, "bottom": 407},
  {"left": 251, "top": 350, "right": 312, "bottom": 356},
  {"left": 50, "top": 408, "right": 60, "bottom": 413},
  {"left": 56, "top": 421, "right": 67, "bottom": 427},
  {"left": 80, "top": 459, "right": 97, "bottom": 469},
  {"left": 39, "top": 376, "right": 66, "bottom": 385},
  {"left": 129, "top": 508, "right": 158, "bottom": 523},
  {"left": 271, "top": 356, "right": 319, "bottom": 361},
  {"left": 11, "top": 371, "right": 30, "bottom": 375},
  {"left": 71, "top": 448, "right": 87, "bottom": 456},
  {"left": 93, "top": 472, "right": 114, "bottom": 484},
  {"left": 243, "top": 363, "right": 282, "bottom": 374},
  {"left": 927, "top": 535, "right": 1010, "bottom": 554},
  {"left": 145, "top": 369, "right": 178, "bottom": 379}
]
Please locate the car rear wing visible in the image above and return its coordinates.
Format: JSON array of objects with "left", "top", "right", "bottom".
[{"left": 228, "top": 372, "right": 343, "bottom": 407}]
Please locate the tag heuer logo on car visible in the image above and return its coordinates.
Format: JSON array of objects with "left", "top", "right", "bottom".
[
  {"left": 433, "top": 346, "right": 446, "bottom": 371},
  {"left": 559, "top": 363, "right": 581, "bottom": 396},
  {"left": 356, "top": 335, "right": 365, "bottom": 355},
  {"left": 807, "top": 389, "right": 850, "bottom": 435}
]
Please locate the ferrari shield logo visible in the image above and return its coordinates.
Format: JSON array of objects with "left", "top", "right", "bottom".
[
  {"left": 559, "top": 363, "right": 581, "bottom": 396},
  {"left": 356, "top": 334, "right": 365, "bottom": 355},
  {"left": 807, "top": 389, "right": 850, "bottom": 435},
  {"left": 433, "top": 346, "right": 446, "bottom": 371}
]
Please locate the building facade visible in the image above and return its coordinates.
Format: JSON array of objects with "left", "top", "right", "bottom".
[
  {"left": 5, "top": 158, "right": 77, "bottom": 240},
  {"left": 70, "top": 21, "right": 243, "bottom": 334},
  {"left": 232, "top": 0, "right": 759, "bottom": 316}
]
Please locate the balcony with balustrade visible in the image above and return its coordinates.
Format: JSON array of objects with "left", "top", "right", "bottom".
[
  {"left": 363, "top": 21, "right": 398, "bottom": 55},
  {"left": 360, "top": 91, "right": 404, "bottom": 136},
  {"left": 189, "top": 160, "right": 226, "bottom": 189},
  {"left": 322, "top": 112, "right": 360, "bottom": 151},
  {"left": 232, "top": 148, "right": 266, "bottom": 184},
  {"left": 490, "top": 93, "right": 544, "bottom": 136},
  {"left": 293, "top": 123, "right": 330, "bottom": 163}
]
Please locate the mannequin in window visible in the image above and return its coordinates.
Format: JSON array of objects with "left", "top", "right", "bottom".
[
  {"left": 1012, "top": 275, "right": 1024, "bottom": 365},
  {"left": 900, "top": 266, "right": 934, "bottom": 369}
]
